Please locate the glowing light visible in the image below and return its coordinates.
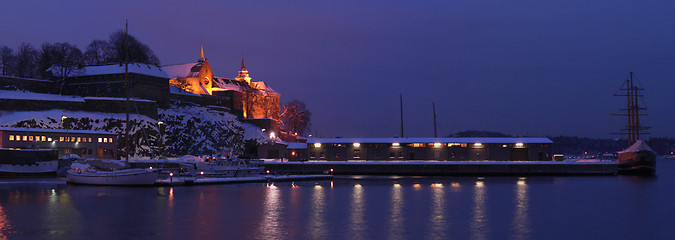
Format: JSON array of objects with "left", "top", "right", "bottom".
[
  {"left": 517, "top": 180, "right": 526, "bottom": 185},
  {"left": 413, "top": 183, "right": 421, "bottom": 188},
  {"left": 392, "top": 143, "right": 400, "bottom": 147},
  {"left": 169, "top": 172, "right": 174, "bottom": 177},
  {"left": 431, "top": 183, "right": 443, "bottom": 188},
  {"left": 354, "top": 184, "right": 362, "bottom": 188},
  {"left": 262, "top": 128, "right": 266, "bottom": 132},
  {"left": 200, "top": 171, "right": 204, "bottom": 175},
  {"left": 353, "top": 142, "right": 360, "bottom": 147},
  {"left": 314, "top": 185, "right": 323, "bottom": 189},
  {"left": 451, "top": 182, "right": 461, "bottom": 187},
  {"left": 149, "top": 167, "right": 153, "bottom": 169},
  {"left": 474, "top": 143, "right": 483, "bottom": 147},
  {"left": 515, "top": 143, "right": 524, "bottom": 147},
  {"left": 270, "top": 132, "right": 276, "bottom": 139},
  {"left": 314, "top": 143, "right": 322, "bottom": 148},
  {"left": 394, "top": 183, "right": 401, "bottom": 188},
  {"left": 433, "top": 142, "right": 442, "bottom": 147},
  {"left": 266, "top": 170, "right": 270, "bottom": 174},
  {"left": 476, "top": 181, "right": 484, "bottom": 187},
  {"left": 291, "top": 151, "right": 296, "bottom": 156}
]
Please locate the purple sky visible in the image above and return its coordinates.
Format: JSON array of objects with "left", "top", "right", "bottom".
[{"left": 2, "top": 1, "right": 674, "bottom": 138}]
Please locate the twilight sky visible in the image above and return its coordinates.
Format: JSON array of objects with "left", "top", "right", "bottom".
[{"left": 2, "top": 0, "right": 674, "bottom": 138}]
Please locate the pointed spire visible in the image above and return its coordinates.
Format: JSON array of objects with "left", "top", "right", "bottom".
[
  {"left": 241, "top": 57, "right": 246, "bottom": 70},
  {"left": 199, "top": 34, "right": 205, "bottom": 61}
]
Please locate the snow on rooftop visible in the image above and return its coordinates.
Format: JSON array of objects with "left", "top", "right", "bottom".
[
  {"left": 619, "top": 140, "right": 655, "bottom": 153},
  {"left": 0, "top": 90, "right": 84, "bottom": 102},
  {"left": 307, "top": 137, "right": 552, "bottom": 144},
  {"left": 163, "top": 62, "right": 201, "bottom": 79},
  {"left": 0, "top": 90, "right": 155, "bottom": 102},
  {"left": 286, "top": 142, "right": 308, "bottom": 149},
  {"left": 0, "top": 127, "right": 116, "bottom": 135},
  {"left": 251, "top": 81, "right": 279, "bottom": 94},
  {"left": 54, "top": 63, "right": 170, "bottom": 79}
]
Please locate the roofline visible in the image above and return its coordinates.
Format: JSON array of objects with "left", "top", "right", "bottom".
[
  {"left": 0, "top": 127, "right": 117, "bottom": 135},
  {"left": 306, "top": 137, "right": 553, "bottom": 144}
]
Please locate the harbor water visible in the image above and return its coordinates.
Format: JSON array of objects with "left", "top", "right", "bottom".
[{"left": 0, "top": 159, "right": 674, "bottom": 240}]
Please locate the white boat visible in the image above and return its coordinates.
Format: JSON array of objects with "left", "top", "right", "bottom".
[
  {"left": 0, "top": 148, "right": 58, "bottom": 177},
  {"left": 66, "top": 159, "right": 159, "bottom": 185}
]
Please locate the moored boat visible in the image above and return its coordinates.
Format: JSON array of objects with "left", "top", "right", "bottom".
[
  {"left": 612, "top": 72, "right": 655, "bottom": 176},
  {"left": 66, "top": 159, "right": 159, "bottom": 185},
  {"left": 616, "top": 140, "right": 656, "bottom": 176},
  {"left": 0, "top": 148, "right": 58, "bottom": 177}
]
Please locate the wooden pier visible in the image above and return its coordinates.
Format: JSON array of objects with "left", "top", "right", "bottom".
[{"left": 155, "top": 174, "right": 333, "bottom": 186}]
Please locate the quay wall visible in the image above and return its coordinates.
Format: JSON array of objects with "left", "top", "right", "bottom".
[{"left": 265, "top": 161, "right": 618, "bottom": 176}]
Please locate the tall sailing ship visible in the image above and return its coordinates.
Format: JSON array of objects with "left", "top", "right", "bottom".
[{"left": 612, "top": 72, "right": 656, "bottom": 175}]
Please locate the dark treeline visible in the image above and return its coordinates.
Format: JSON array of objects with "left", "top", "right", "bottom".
[
  {"left": 0, "top": 30, "right": 160, "bottom": 80},
  {"left": 450, "top": 130, "right": 675, "bottom": 155}
]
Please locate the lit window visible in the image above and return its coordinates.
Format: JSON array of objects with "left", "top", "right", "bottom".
[
  {"left": 60, "top": 136, "right": 64, "bottom": 142},
  {"left": 29, "top": 136, "right": 34, "bottom": 141},
  {"left": 41, "top": 136, "right": 46, "bottom": 141},
  {"left": 515, "top": 143, "right": 524, "bottom": 147},
  {"left": 433, "top": 143, "right": 442, "bottom": 147},
  {"left": 9, "top": 135, "right": 14, "bottom": 141},
  {"left": 77, "top": 137, "right": 81, "bottom": 142},
  {"left": 392, "top": 143, "right": 400, "bottom": 147},
  {"left": 103, "top": 138, "right": 108, "bottom": 143},
  {"left": 88, "top": 138, "right": 92, "bottom": 143},
  {"left": 47, "top": 137, "right": 52, "bottom": 141},
  {"left": 353, "top": 142, "right": 360, "bottom": 147},
  {"left": 314, "top": 143, "right": 321, "bottom": 148},
  {"left": 474, "top": 143, "right": 483, "bottom": 147},
  {"left": 109, "top": 138, "right": 113, "bottom": 143},
  {"left": 23, "top": 136, "right": 28, "bottom": 141},
  {"left": 412, "top": 143, "right": 425, "bottom": 147},
  {"left": 98, "top": 138, "right": 102, "bottom": 143}
]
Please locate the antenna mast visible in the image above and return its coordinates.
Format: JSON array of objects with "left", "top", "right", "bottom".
[
  {"left": 400, "top": 94, "right": 404, "bottom": 138},
  {"left": 124, "top": 20, "right": 130, "bottom": 161},
  {"left": 433, "top": 102, "right": 437, "bottom": 138}
]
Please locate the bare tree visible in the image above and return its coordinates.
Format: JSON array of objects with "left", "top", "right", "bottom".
[
  {"left": 84, "top": 40, "right": 111, "bottom": 65},
  {"left": 107, "top": 30, "right": 160, "bottom": 65},
  {"left": 15, "top": 43, "right": 39, "bottom": 78},
  {"left": 0, "top": 46, "right": 14, "bottom": 76},
  {"left": 39, "top": 42, "right": 84, "bottom": 93},
  {"left": 280, "top": 100, "right": 311, "bottom": 135}
]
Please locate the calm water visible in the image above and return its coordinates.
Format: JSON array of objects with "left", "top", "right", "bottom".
[{"left": 0, "top": 160, "right": 673, "bottom": 240}]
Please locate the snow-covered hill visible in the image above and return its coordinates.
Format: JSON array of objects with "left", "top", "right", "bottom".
[{"left": 0, "top": 103, "right": 266, "bottom": 158}]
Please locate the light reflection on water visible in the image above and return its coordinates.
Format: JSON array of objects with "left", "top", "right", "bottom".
[
  {"left": 308, "top": 184, "right": 327, "bottom": 239},
  {"left": 2, "top": 165, "right": 675, "bottom": 240},
  {"left": 348, "top": 183, "right": 367, "bottom": 239},
  {"left": 427, "top": 183, "right": 447, "bottom": 239},
  {"left": 388, "top": 183, "right": 404, "bottom": 240},
  {"left": 0, "top": 204, "right": 9, "bottom": 240},
  {"left": 512, "top": 177, "right": 530, "bottom": 240},
  {"left": 472, "top": 180, "right": 488, "bottom": 240},
  {"left": 258, "top": 184, "right": 283, "bottom": 240}
]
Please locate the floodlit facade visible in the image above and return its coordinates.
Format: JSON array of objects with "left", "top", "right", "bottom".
[{"left": 0, "top": 127, "right": 118, "bottom": 159}]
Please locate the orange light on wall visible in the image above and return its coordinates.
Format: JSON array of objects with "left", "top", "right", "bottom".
[
  {"left": 474, "top": 143, "right": 483, "bottom": 147},
  {"left": 353, "top": 143, "right": 360, "bottom": 147},
  {"left": 314, "top": 143, "right": 321, "bottom": 148},
  {"left": 515, "top": 143, "right": 524, "bottom": 147},
  {"left": 392, "top": 143, "right": 400, "bottom": 147},
  {"left": 433, "top": 142, "right": 442, "bottom": 147}
]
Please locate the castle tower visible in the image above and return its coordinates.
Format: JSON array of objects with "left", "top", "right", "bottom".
[{"left": 235, "top": 57, "right": 252, "bottom": 84}]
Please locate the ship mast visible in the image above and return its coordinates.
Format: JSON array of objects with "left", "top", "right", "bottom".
[{"left": 612, "top": 72, "right": 650, "bottom": 147}]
